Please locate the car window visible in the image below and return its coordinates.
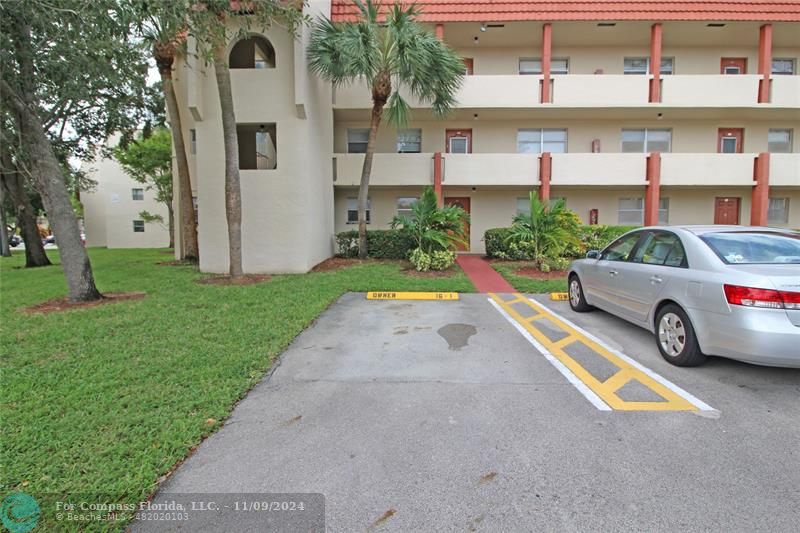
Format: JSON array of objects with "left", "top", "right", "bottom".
[
  {"left": 632, "top": 231, "right": 686, "bottom": 267},
  {"left": 601, "top": 232, "right": 642, "bottom": 262},
  {"left": 700, "top": 231, "right": 800, "bottom": 264}
]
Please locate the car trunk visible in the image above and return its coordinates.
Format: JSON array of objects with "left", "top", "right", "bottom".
[{"left": 729, "top": 265, "right": 800, "bottom": 326}]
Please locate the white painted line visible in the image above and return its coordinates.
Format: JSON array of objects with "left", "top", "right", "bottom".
[
  {"left": 488, "top": 298, "right": 612, "bottom": 411},
  {"left": 526, "top": 297, "right": 717, "bottom": 412}
]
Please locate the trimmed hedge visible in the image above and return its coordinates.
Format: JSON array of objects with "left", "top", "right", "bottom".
[
  {"left": 335, "top": 230, "right": 416, "bottom": 259},
  {"left": 484, "top": 225, "right": 638, "bottom": 259}
]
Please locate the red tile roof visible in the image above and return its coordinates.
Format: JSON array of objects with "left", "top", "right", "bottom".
[{"left": 331, "top": 1, "right": 800, "bottom": 22}]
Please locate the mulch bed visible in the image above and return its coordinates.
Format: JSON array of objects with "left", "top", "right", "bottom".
[
  {"left": 311, "top": 257, "right": 372, "bottom": 272},
  {"left": 195, "top": 274, "right": 271, "bottom": 286},
  {"left": 514, "top": 267, "right": 569, "bottom": 280},
  {"left": 402, "top": 266, "right": 458, "bottom": 278},
  {"left": 23, "top": 292, "right": 146, "bottom": 314}
]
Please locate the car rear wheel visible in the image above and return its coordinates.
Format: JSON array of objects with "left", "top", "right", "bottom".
[
  {"left": 568, "top": 275, "right": 593, "bottom": 312},
  {"left": 655, "top": 304, "right": 706, "bottom": 367}
]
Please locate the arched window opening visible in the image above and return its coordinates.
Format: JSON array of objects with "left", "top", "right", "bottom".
[{"left": 230, "top": 36, "right": 275, "bottom": 69}]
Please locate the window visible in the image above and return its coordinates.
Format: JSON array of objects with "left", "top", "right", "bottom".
[
  {"left": 621, "top": 129, "right": 671, "bottom": 153},
  {"left": 133, "top": 220, "right": 145, "bottom": 232},
  {"left": 768, "top": 198, "right": 789, "bottom": 225},
  {"left": 132, "top": 188, "right": 144, "bottom": 201},
  {"left": 658, "top": 198, "right": 669, "bottom": 225},
  {"left": 618, "top": 197, "right": 644, "bottom": 225},
  {"left": 772, "top": 58, "right": 795, "bottom": 75},
  {"left": 236, "top": 124, "right": 277, "bottom": 169},
  {"left": 700, "top": 231, "right": 800, "bottom": 264},
  {"left": 601, "top": 232, "right": 642, "bottom": 261},
  {"left": 633, "top": 231, "right": 686, "bottom": 267},
  {"left": 229, "top": 36, "right": 275, "bottom": 69},
  {"left": 347, "top": 129, "right": 369, "bottom": 153},
  {"left": 517, "top": 129, "right": 567, "bottom": 153},
  {"left": 623, "top": 57, "right": 674, "bottom": 75},
  {"left": 518, "top": 58, "right": 568, "bottom": 75},
  {"left": 347, "top": 197, "right": 371, "bottom": 224},
  {"left": 190, "top": 129, "right": 197, "bottom": 155},
  {"left": 396, "top": 197, "right": 419, "bottom": 218},
  {"left": 768, "top": 129, "right": 793, "bottom": 153},
  {"left": 397, "top": 129, "right": 421, "bottom": 153}
]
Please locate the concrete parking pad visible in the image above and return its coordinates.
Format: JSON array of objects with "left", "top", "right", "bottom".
[{"left": 137, "top": 292, "right": 800, "bottom": 532}]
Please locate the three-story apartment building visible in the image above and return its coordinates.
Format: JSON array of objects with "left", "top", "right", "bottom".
[{"left": 171, "top": 0, "right": 800, "bottom": 273}]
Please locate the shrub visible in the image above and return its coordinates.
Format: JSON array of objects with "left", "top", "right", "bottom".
[
  {"left": 409, "top": 248, "right": 432, "bottom": 271},
  {"left": 391, "top": 186, "right": 469, "bottom": 253},
  {"left": 485, "top": 224, "right": 639, "bottom": 259},
  {"left": 507, "top": 194, "right": 581, "bottom": 260},
  {"left": 577, "top": 225, "right": 638, "bottom": 254},
  {"left": 430, "top": 250, "right": 456, "bottom": 270},
  {"left": 484, "top": 228, "right": 512, "bottom": 258},
  {"left": 335, "top": 230, "right": 415, "bottom": 259}
]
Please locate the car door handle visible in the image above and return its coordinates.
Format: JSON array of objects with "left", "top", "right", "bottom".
[
  {"left": 609, "top": 270, "right": 618, "bottom": 277},
  {"left": 650, "top": 275, "right": 663, "bottom": 284}
]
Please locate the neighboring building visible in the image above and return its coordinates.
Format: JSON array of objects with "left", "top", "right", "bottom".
[
  {"left": 82, "top": 143, "right": 171, "bottom": 248},
  {"left": 171, "top": 0, "right": 800, "bottom": 273}
]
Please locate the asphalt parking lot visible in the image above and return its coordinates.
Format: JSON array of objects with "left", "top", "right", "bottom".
[{"left": 139, "top": 292, "right": 800, "bottom": 532}]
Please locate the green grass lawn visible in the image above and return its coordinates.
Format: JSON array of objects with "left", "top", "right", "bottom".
[
  {"left": 491, "top": 261, "right": 569, "bottom": 294},
  {"left": 0, "top": 248, "right": 474, "bottom": 531}
]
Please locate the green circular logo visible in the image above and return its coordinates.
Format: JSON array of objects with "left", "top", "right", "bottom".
[{"left": 1, "top": 493, "right": 40, "bottom": 533}]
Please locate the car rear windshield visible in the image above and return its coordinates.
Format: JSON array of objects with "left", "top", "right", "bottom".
[{"left": 700, "top": 231, "right": 800, "bottom": 264}]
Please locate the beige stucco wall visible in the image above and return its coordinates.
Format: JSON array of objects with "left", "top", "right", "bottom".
[
  {"left": 82, "top": 154, "right": 171, "bottom": 248},
  {"left": 172, "top": 3, "right": 334, "bottom": 273}
]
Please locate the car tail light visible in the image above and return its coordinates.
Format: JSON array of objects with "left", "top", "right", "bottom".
[{"left": 724, "top": 284, "right": 800, "bottom": 310}]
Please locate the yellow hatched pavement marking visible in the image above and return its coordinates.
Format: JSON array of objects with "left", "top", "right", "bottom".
[
  {"left": 489, "top": 293, "right": 705, "bottom": 412},
  {"left": 366, "top": 291, "right": 459, "bottom": 301}
]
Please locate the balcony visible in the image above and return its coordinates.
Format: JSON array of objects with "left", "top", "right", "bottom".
[
  {"left": 550, "top": 76, "right": 649, "bottom": 107},
  {"left": 660, "top": 75, "right": 760, "bottom": 107},
  {"left": 770, "top": 154, "right": 800, "bottom": 187},
  {"left": 661, "top": 153, "right": 757, "bottom": 186},
  {"left": 443, "top": 154, "right": 538, "bottom": 186},
  {"left": 334, "top": 75, "right": 541, "bottom": 109},
  {"left": 334, "top": 153, "right": 433, "bottom": 187},
  {"left": 551, "top": 153, "right": 647, "bottom": 186},
  {"left": 771, "top": 77, "right": 800, "bottom": 108}
]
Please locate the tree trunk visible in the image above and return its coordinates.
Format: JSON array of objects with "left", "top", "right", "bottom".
[
  {"left": 0, "top": 185, "right": 10, "bottom": 257},
  {"left": 0, "top": 165, "right": 51, "bottom": 267},
  {"left": 213, "top": 43, "right": 243, "bottom": 278},
  {"left": 167, "top": 202, "right": 175, "bottom": 249},
  {"left": 159, "top": 60, "right": 199, "bottom": 262}
]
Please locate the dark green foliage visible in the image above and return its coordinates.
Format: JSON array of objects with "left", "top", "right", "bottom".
[
  {"left": 336, "top": 230, "right": 416, "bottom": 259},
  {"left": 485, "top": 225, "right": 640, "bottom": 259}
]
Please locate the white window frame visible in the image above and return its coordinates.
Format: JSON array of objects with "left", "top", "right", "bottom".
[
  {"left": 771, "top": 58, "right": 796, "bottom": 75},
  {"left": 768, "top": 129, "right": 793, "bottom": 153},
  {"left": 347, "top": 128, "right": 370, "bottom": 153},
  {"left": 133, "top": 220, "right": 145, "bottom": 233},
  {"left": 518, "top": 57, "right": 569, "bottom": 75},
  {"left": 623, "top": 57, "right": 674, "bottom": 75},
  {"left": 131, "top": 188, "right": 144, "bottom": 201},
  {"left": 396, "top": 129, "right": 422, "bottom": 153},
  {"left": 346, "top": 197, "right": 371, "bottom": 224},
  {"left": 658, "top": 197, "right": 669, "bottom": 225},
  {"left": 767, "top": 197, "right": 789, "bottom": 225},
  {"left": 517, "top": 129, "right": 568, "bottom": 154},
  {"left": 396, "top": 197, "right": 419, "bottom": 218},
  {"left": 618, "top": 197, "right": 644, "bottom": 225},
  {"left": 621, "top": 128, "right": 672, "bottom": 153}
]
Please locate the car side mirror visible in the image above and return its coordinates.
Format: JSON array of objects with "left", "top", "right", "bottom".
[{"left": 586, "top": 250, "right": 601, "bottom": 259}]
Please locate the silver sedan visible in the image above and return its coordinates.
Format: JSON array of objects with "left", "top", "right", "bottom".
[{"left": 567, "top": 226, "right": 800, "bottom": 367}]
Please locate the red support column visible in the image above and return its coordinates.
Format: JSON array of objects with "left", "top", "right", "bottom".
[
  {"left": 751, "top": 152, "right": 770, "bottom": 225},
  {"left": 433, "top": 152, "right": 443, "bottom": 207},
  {"left": 644, "top": 153, "right": 661, "bottom": 226},
  {"left": 541, "top": 23, "right": 552, "bottom": 103},
  {"left": 649, "top": 23, "right": 663, "bottom": 103},
  {"left": 435, "top": 23, "right": 444, "bottom": 40},
  {"left": 758, "top": 24, "right": 773, "bottom": 103},
  {"left": 538, "top": 152, "right": 551, "bottom": 203}
]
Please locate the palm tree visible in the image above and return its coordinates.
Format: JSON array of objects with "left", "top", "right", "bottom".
[
  {"left": 139, "top": 1, "right": 200, "bottom": 261},
  {"left": 391, "top": 186, "right": 468, "bottom": 253},
  {"left": 507, "top": 192, "right": 580, "bottom": 261},
  {"left": 308, "top": 0, "right": 464, "bottom": 259}
]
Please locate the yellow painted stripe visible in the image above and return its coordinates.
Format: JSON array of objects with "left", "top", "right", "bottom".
[
  {"left": 366, "top": 291, "right": 459, "bottom": 301},
  {"left": 489, "top": 293, "right": 697, "bottom": 412},
  {"left": 550, "top": 292, "right": 570, "bottom": 301}
]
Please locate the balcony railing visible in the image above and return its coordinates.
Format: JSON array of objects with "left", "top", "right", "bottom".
[
  {"left": 660, "top": 153, "right": 757, "bottom": 186},
  {"left": 551, "top": 153, "right": 647, "bottom": 186},
  {"left": 443, "top": 154, "right": 539, "bottom": 186},
  {"left": 550, "top": 76, "right": 650, "bottom": 106},
  {"left": 334, "top": 153, "right": 433, "bottom": 187},
  {"left": 770, "top": 153, "right": 800, "bottom": 186},
  {"left": 660, "top": 75, "right": 761, "bottom": 107},
  {"left": 771, "top": 77, "right": 800, "bottom": 108}
]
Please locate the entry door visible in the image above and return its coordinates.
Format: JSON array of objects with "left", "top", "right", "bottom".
[
  {"left": 446, "top": 129, "right": 472, "bottom": 154},
  {"left": 444, "top": 197, "right": 471, "bottom": 251},
  {"left": 714, "top": 197, "right": 740, "bottom": 224},
  {"left": 462, "top": 58, "right": 474, "bottom": 75},
  {"left": 718, "top": 128, "right": 744, "bottom": 153},
  {"left": 721, "top": 57, "right": 747, "bottom": 74}
]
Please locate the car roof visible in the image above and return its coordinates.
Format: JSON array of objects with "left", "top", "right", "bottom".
[{"left": 639, "top": 225, "right": 793, "bottom": 236}]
